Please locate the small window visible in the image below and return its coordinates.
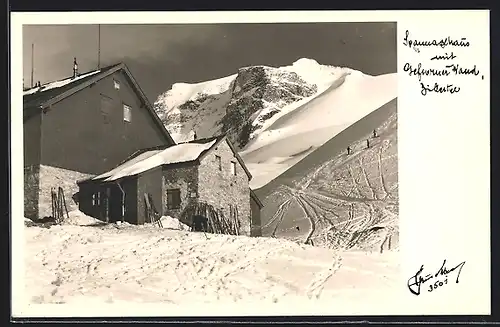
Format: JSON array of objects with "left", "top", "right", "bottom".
[
  {"left": 92, "top": 192, "right": 100, "bottom": 206},
  {"left": 113, "top": 79, "right": 121, "bottom": 90},
  {"left": 123, "top": 104, "right": 132, "bottom": 122},
  {"left": 215, "top": 155, "right": 222, "bottom": 171},
  {"left": 167, "top": 189, "right": 181, "bottom": 210},
  {"left": 231, "top": 161, "right": 237, "bottom": 176}
]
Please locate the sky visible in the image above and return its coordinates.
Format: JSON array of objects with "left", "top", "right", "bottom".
[{"left": 23, "top": 23, "right": 396, "bottom": 103}]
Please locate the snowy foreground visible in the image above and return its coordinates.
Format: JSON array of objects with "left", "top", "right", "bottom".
[{"left": 24, "top": 211, "right": 399, "bottom": 313}]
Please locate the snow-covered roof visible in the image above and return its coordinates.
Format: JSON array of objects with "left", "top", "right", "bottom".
[
  {"left": 93, "top": 139, "right": 217, "bottom": 182},
  {"left": 23, "top": 62, "right": 176, "bottom": 145},
  {"left": 23, "top": 70, "right": 101, "bottom": 96},
  {"left": 23, "top": 63, "right": 121, "bottom": 113}
]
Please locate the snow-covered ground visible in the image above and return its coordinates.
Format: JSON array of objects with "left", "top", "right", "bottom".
[
  {"left": 24, "top": 210, "right": 398, "bottom": 307},
  {"left": 257, "top": 98, "right": 398, "bottom": 252}
]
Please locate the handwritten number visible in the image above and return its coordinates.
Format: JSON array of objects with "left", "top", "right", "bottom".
[
  {"left": 408, "top": 260, "right": 465, "bottom": 296},
  {"left": 428, "top": 280, "right": 446, "bottom": 292}
]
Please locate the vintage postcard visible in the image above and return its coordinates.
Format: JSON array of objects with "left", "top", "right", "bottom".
[{"left": 11, "top": 10, "right": 490, "bottom": 318}]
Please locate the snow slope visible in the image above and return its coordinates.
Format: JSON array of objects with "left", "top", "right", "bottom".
[
  {"left": 241, "top": 71, "right": 397, "bottom": 189},
  {"left": 24, "top": 216, "right": 398, "bottom": 307},
  {"left": 256, "top": 99, "right": 398, "bottom": 252},
  {"left": 153, "top": 58, "right": 397, "bottom": 189}
]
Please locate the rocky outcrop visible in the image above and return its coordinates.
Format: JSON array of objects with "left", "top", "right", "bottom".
[{"left": 154, "top": 59, "right": 345, "bottom": 149}]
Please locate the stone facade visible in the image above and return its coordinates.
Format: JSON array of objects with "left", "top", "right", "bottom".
[
  {"left": 197, "top": 141, "right": 251, "bottom": 235},
  {"left": 37, "top": 165, "right": 93, "bottom": 219},
  {"left": 162, "top": 165, "right": 199, "bottom": 222},
  {"left": 24, "top": 165, "right": 40, "bottom": 220},
  {"left": 23, "top": 67, "right": 175, "bottom": 221}
]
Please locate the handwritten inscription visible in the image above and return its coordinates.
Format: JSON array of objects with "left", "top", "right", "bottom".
[
  {"left": 403, "top": 30, "right": 470, "bottom": 52},
  {"left": 402, "top": 30, "right": 485, "bottom": 96},
  {"left": 407, "top": 259, "right": 466, "bottom": 296}
]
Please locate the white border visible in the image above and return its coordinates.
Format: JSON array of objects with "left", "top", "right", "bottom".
[{"left": 11, "top": 10, "right": 491, "bottom": 317}]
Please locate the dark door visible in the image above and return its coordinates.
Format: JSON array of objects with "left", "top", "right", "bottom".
[{"left": 108, "top": 185, "right": 122, "bottom": 223}]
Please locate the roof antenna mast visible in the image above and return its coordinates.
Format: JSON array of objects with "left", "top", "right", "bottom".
[
  {"left": 97, "top": 24, "right": 101, "bottom": 69},
  {"left": 30, "top": 43, "right": 34, "bottom": 88}
]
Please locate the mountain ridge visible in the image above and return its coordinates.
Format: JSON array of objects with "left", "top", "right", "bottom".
[
  {"left": 153, "top": 58, "right": 357, "bottom": 147},
  {"left": 153, "top": 58, "right": 397, "bottom": 191}
]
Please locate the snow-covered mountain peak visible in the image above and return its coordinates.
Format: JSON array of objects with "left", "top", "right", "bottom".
[
  {"left": 153, "top": 59, "right": 396, "bottom": 160},
  {"left": 289, "top": 57, "right": 323, "bottom": 73},
  {"left": 282, "top": 57, "right": 355, "bottom": 86}
]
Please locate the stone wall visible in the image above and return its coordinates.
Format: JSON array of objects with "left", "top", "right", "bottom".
[
  {"left": 162, "top": 165, "right": 199, "bottom": 223},
  {"left": 37, "top": 165, "right": 94, "bottom": 218},
  {"left": 197, "top": 140, "right": 251, "bottom": 236},
  {"left": 24, "top": 165, "right": 40, "bottom": 220}
]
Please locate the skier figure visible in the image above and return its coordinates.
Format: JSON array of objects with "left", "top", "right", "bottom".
[
  {"left": 296, "top": 226, "right": 300, "bottom": 231},
  {"left": 347, "top": 146, "right": 351, "bottom": 155},
  {"left": 367, "top": 139, "right": 370, "bottom": 149},
  {"left": 373, "top": 129, "right": 377, "bottom": 138}
]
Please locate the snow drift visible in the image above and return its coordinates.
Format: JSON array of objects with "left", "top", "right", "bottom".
[{"left": 24, "top": 221, "right": 398, "bottom": 306}]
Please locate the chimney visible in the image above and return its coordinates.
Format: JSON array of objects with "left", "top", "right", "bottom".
[{"left": 73, "top": 57, "right": 78, "bottom": 78}]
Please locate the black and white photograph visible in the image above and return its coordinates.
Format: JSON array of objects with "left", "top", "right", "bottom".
[
  {"left": 21, "top": 21, "right": 398, "bottom": 305},
  {"left": 12, "top": 10, "right": 491, "bottom": 317}
]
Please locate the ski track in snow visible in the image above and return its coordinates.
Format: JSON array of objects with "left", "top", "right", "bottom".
[{"left": 261, "top": 112, "right": 398, "bottom": 252}]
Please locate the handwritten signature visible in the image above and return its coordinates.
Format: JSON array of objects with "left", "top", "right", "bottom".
[{"left": 407, "top": 259, "right": 466, "bottom": 296}]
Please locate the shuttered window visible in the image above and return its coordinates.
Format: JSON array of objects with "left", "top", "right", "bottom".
[
  {"left": 167, "top": 189, "right": 181, "bottom": 209},
  {"left": 100, "top": 95, "right": 113, "bottom": 124}
]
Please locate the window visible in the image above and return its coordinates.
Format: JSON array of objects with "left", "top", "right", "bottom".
[
  {"left": 215, "top": 155, "right": 222, "bottom": 171},
  {"left": 113, "top": 79, "right": 121, "bottom": 90},
  {"left": 92, "top": 192, "right": 100, "bottom": 206},
  {"left": 100, "top": 95, "right": 112, "bottom": 124},
  {"left": 167, "top": 189, "right": 181, "bottom": 210},
  {"left": 123, "top": 104, "right": 132, "bottom": 122},
  {"left": 231, "top": 161, "right": 237, "bottom": 176}
]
